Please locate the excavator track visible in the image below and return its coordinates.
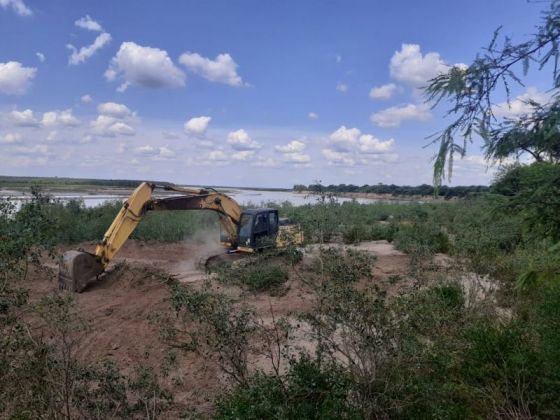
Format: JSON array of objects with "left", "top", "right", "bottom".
[{"left": 204, "top": 251, "right": 250, "bottom": 272}]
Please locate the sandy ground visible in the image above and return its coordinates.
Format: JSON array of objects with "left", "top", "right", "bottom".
[{"left": 26, "top": 239, "right": 411, "bottom": 416}]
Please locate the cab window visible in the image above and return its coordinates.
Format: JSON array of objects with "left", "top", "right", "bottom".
[
  {"left": 254, "top": 214, "right": 268, "bottom": 233},
  {"left": 268, "top": 212, "right": 278, "bottom": 230},
  {"left": 238, "top": 214, "right": 253, "bottom": 238}
]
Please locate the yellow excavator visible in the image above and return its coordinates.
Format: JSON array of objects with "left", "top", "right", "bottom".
[{"left": 59, "top": 182, "right": 303, "bottom": 292}]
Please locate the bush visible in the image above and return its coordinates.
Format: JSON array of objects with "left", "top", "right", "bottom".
[
  {"left": 216, "top": 254, "right": 291, "bottom": 295},
  {"left": 168, "top": 283, "right": 255, "bottom": 384},
  {"left": 342, "top": 222, "right": 397, "bottom": 243},
  {"left": 215, "top": 354, "right": 358, "bottom": 419},
  {"left": 314, "top": 247, "right": 375, "bottom": 284},
  {"left": 393, "top": 221, "right": 449, "bottom": 255},
  {"left": 492, "top": 162, "right": 560, "bottom": 240}
]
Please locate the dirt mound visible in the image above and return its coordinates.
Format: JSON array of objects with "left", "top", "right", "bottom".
[
  {"left": 27, "top": 261, "right": 220, "bottom": 415},
  {"left": 26, "top": 239, "right": 413, "bottom": 415}
]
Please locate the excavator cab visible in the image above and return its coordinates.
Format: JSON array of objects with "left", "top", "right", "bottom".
[{"left": 226, "top": 208, "right": 279, "bottom": 252}]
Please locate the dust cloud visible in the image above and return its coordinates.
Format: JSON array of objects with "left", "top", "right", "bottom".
[{"left": 169, "top": 229, "right": 224, "bottom": 282}]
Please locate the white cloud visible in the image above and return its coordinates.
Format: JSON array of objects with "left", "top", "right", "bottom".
[
  {"left": 208, "top": 150, "right": 229, "bottom": 161},
  {"left": 184, "top": 116, "right": 211, "bottom": 135},
  {"left": 330, "top": 125, "right": 360, "bottom": 143},
  {"left": 105, "top": 42, "right": 185, "bottom": 91},
  {"left": 36, "top": 52, "right": 45, "bottom": 63},
  {"left": 308, "top": 112, "right": 319, "bottom": 120},
  {"left": 75, "top": 15, "right": 103, "bottom": 32},
  {"left": 382, "top": 153, "right": 399, "bottom": 162},
  {"left": 336, "top": 82, "right": 348, "bottom": 93},
  {"left": 135, "top": 145, "right": 156, "bottom": 155},
  {"left": 67, "top": 15, "right": 111, "bottom": 65},
  {"left": 162, "top": 130, "right": 179, "bottom": 140},
  {"left": 390, "top": 44, "right": 450, "bottom": 86},
  {"left": 336, "top": 55, "right": 342, "bottom": 64},
  {"left": 492, "top": 87, "right": 552, "bottom": 118},
  {"left": 329, "top": 125, "right": 360, "bottom": 151},
  {"left": 13, "top": 144, "right": 49, "bottom": 155},
  {"left": 370, "top": 103, "right": 431, "bottom": 128},
  {"left": 156, "top": 146, "right": 176, "bottom": 159},
  {"left": 323, "top": 125, "right": 395, "bottom": 166},
  {"left": 198, "top": 139, "right": 215, "bottom": 148},
  {"left": 275, "top": 140, "right": 305, "bottom": 153},
  {"left": 90, "top": 115, "right": 135, "bottom": 137},
  {"left": 322, "top": 149, "right": 355, "bottom": 166},
  {"left": 0, "top": 61, "right": 36, "bottom": 95},
  {"left": 369, "top": 83, "right": 398, "bottom": 100},
  {"left": 0, "top": 132, "right": 22, "bottom": 144},
  {"left": 116, "top": 143, "right": 126, "bottom": 153},
  {"left": 283, "top": 152, "right": 311, "bottom": 164},
  {"left": 358, "top": 134, "right": 395, "bottom": 153},
  {"left": 80, "top": 135, "right": 93, "bottom": 144},
  {"left": 227, "top": 129, "right": 260, "bottom": 150},
  {"left": 1, "top": 156, "right": 47, "bottom": 167},
  {"left": 97, "top": 102, "right": 134, "bottom": 119},
  {"left": 358, "top": 153, "right": 400, "bottom": 165},
  {"left": 232, "top": 150, "right": 255, "bottom": 161},
  {"left": 107, "top": 121, "right": 135, "bottom": 136},
  {"left": 7, "top": 109, "right": 39, "bottom": 126},
  {"left": 81, "top": 94, "right": 93, "bottom": 104},
  {"left": 67, "top": 32, "right": 112, "bottom": 65},
  {"left": 90, "top": 102, "right": 136, "bottom": 137},
  {"left": 179, "top": 52, "right": 244, "bottom": 86},
  {"left": 251, "top": 157, "right": 279, "bottom": 167},
  {"left": 42, "top": 109, "right": 80, "bottom": 127},
  {"left": 0, "top": 0, "right": 31, "bottom": 16},
  {"left": 46, "top": 130, "right": 57, "bottom": 142}
]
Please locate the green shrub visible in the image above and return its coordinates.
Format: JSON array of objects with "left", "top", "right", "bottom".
[
  {"left": 342, "top": 222, "right": 397, "bottom": 243},
  {"left": 238, "top": 264, "right": 289, "bottom": 294},
  {"left": 215, "top": 354, "right": 358, "bottom": 420},
  {"left": 315, "top": 247, "right": 375, "bottom": 284},
  {"left": 216, "top": 254, "right": 291, "bottom": 295},
  {"left": 168, "top": 283, "right": 255, "bottom": 384},
  {"left": 393, "top": 221, "right": 449, "bottom": 255}
]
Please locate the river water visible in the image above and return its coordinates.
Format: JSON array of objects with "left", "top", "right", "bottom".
[{"left": 1, "top": 188, "right": 414, "bottom": 209}]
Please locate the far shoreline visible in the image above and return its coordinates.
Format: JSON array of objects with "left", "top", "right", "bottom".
[{"left": 294, "top": 190, "right": 456, "bottom": 202}]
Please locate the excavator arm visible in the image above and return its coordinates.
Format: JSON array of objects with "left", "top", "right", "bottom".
[{"left": 58, "top": 181, "right": 243, "bottom": 292}]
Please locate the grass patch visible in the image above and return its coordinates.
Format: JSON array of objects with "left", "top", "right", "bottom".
[{"left": 215, "top": 253, "right": 291, "bottom": 296}]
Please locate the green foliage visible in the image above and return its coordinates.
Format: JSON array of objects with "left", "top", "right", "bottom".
[
  {"left": 215, "top": 354, "right": 358, "bottom": 420},
  {"left": 393, "top": 220, "right": 450, "bottom": 255},
  {"left": 314, "top": 247, "right": 375, "bottom": 284},
  {"left": 493, "top": 162, "right": 560, "bottom": 240},
  {"left": 342, "top": 221, "right": 397, "bottom": 243},
  {"left": 298, "top": 182, "right": 488, "bottom": 198},
  {"left": 215, "top": 252, "right": 293, "bottom": 295},
  {"left": 46, "top": 199, "right": 218, "bottom": 243},
  {"left": 425, "top": 0, "right": 560, "bottom": 186},
  {"left": 169, "top": 283, "right": 255, "bottom": 384}
]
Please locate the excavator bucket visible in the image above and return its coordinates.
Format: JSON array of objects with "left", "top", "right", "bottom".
[{"left": 58, "top": 250, "right": 105, "bottom": 292}]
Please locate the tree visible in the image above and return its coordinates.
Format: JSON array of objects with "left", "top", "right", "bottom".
[{"left": 425, "top": 0, "right": 560, "bottom": 187}]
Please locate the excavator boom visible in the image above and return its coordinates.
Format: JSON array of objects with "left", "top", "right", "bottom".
[{"left": 58, "top": 181, "right": 243, "bottom": 292}]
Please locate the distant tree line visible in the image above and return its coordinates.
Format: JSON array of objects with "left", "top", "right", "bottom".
[
  {"left": 293, "top": 183, "right": 489, "bottom": 198},
  {"left": 0, "top": 176, "right": 146, "bottom": 189}
]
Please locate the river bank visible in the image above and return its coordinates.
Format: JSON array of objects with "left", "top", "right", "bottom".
[{"left": 294, "top": 190, "right": 453, "bottom": 202}]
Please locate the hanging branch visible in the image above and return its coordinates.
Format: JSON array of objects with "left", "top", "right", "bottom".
[{"left": 424, "top": 0, "right": 560, "bottom": 188}]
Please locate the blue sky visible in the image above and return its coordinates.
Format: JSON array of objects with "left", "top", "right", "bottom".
[{"left": 0, "top": 0, "right": 549, "bottom": 187}]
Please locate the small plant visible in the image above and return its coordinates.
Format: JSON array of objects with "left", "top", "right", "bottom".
[
  {"left": 215, "top": 353, "right": 358, "bottom": 419},
  {"left": 168, "top": 283, "right": 255, "bottom": 384},
  {"left": 216, "top": 253, "right": 291, "bottom": 295},
  {"left": 313, "top": 247, "right": 375, "bottom": 285}
]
